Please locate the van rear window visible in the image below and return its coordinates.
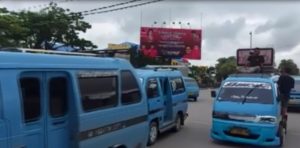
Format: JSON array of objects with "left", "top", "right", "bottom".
[{"left": 78, "top": 71, "right": 118, "bottom": 112}]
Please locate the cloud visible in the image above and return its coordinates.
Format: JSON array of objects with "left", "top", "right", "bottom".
[
  {"left": 204, "top": 17, "right": 246, "bottom": 50},
  {"left": 255, "top": 14, "right": 300, "bottom": 52}
]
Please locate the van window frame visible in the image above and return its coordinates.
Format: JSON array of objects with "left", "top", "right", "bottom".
[{"left": 77, "top": 70, "right": 119, "bottom": 112}]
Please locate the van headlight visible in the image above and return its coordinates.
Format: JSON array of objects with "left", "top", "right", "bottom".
[{"left": 255, "top": 116, "right": 277, "bottom": 124}]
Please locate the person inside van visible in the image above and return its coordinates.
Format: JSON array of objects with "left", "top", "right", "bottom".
[{"left": 277, "top": 67, "right": 295, "bottom": 129}]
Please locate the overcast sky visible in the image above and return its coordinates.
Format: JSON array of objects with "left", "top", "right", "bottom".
[{"left": 1, "top": 0, "right": 300, "bottom": 67}]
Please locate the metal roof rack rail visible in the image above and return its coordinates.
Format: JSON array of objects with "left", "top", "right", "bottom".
[
  {"left": 229, "top": 73, "right": 273, "bottom": 78},
  {"left": 153, "top": 67, "right": 177, "bottom": 71},
  {"left": 0, "top": 47, "right": 98, "bottom": 57}
]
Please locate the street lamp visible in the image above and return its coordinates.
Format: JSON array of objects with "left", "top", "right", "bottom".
[
  {"left": 152, "top": 21, "right": 157, "bottom": 27},
  {"left": 187, "top": 22, "right": 191, "bottom": 29}
]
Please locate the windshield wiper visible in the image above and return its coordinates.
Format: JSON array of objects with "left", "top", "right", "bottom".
[{"left": 241, "top": 84, "right": 261, "bottom": 104}]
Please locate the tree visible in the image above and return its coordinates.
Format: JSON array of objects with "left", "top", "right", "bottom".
[
  {"left": 0, "top": 8, "right": 28, "bottom": 47},
  {"left": 215, "top": 56, "right": 237, "bottom": 81},
  {"left": 278, "top": 59, "right": 299, "bottom": 75},
  {"left": 0, "top": 2, "right": 97, "bottom": 50}
]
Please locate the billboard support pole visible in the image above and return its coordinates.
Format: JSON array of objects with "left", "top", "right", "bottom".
[
  {"left": 140, "top": 8, "right": 143, "bottom": 27},
  {"left": 250, "top": 31, "right": 253, "bottom": 48},
  {"left": 169, "top": 8, "right": 172, "bottom": 28}
]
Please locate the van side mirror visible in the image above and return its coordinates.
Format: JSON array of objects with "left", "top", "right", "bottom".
[{"left": 211, "top": 90, "right": 216, "bottom": 98}]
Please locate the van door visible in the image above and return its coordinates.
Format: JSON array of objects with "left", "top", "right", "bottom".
[
  {"left": 159, "top": 77, "right": 173, "bottom": 122},
  {"left": 20, "top": 73, "right": 45, "bottom": 148},
  {"left": 46, "top": 73, "right": 70, "bottom": 148},
  {"left": 146, "top": 78, "right": 164, "bottom": 116},
  {"left": 20, "top": 72, "right": 70, "bottom": 148}
]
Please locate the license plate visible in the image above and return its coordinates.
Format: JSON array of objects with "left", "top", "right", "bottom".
[
  {"left": 289, "top": 99, "right": 300, "bottom": 105},
  {"left": 229, "top": 128, "right": 249, "bottom": 136}
]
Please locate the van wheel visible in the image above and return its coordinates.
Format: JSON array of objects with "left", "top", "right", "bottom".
[
  {"left": 173, "top": 115, "right": 183, "bottom": 132},
  {"left": 278, "top": 123, "right": 285, "bottom": 147},
  {"left": 147, "top": 121, "right": 158, "bottom": 146}
]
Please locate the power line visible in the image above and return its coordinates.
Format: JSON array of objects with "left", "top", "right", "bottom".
[
  {"left": 77, "top": 0, "right": 142, "bottom": 14},
  {"left": 82, "top": 0, "right": 163, "bottom": 16}
]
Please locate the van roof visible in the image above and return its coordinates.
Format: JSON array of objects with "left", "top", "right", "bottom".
[
  {"left": 136, "top": 69, "right": 183, "bottom": 78},
  {"left": 0, "top": 51, "right": 132, "bottom": 69}
]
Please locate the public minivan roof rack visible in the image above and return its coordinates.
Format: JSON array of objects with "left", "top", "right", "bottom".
[
  {"left": 153, "top": 67, "right": 177, "bottom": 71},
  {"left": 229, "top": 73, "right": 273, "bottom": 78},
  {"left": 0, "top": 47, "right": 98, "bottom": 57}
]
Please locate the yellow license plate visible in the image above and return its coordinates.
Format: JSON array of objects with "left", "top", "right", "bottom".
[{"left": 230, "top": 128, "right": 249, "bottom": 136}]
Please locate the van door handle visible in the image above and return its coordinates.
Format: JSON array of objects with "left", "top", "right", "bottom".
[{"left": 53, "top": 121, "right": 65, "bottom": 125}]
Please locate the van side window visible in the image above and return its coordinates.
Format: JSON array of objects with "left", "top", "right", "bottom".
[
  {"left": 121, "top": 70, "right": 141, "bottom": 104},
  {"left": 20, "top": 78, "right": 41, "bottom": 123},
  {"left": 49, "top": 77, "right": 68, "bottom": 117},
  {"left": 147, "top": 78, "right": 159, "bottom": 99},
  {"left": 78, "top": 74, "right": 118, "bottom": 112},
  {"left": 170, "top": 77, "right": 185, "bottom": 95}
]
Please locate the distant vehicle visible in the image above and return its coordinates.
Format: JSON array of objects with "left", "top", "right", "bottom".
[
  {"left": 0, "top": 48, "right": 149, "bottom": 148},
  {"left": 211, "top": 74, "right": 285, "bottom": 147},
  {"left": 183, "top": 77, "right": 200, "bottom": 101},
  {"left": 136, "top": 69, "right": 188, "bottom": 145},
  {"left": 289, "top": 76, "right": 300, "bottom": 108}
]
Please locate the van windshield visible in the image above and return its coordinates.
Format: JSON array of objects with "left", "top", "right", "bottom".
[{"left": 218, "top": 81, "right": 274, "bottom": 104}]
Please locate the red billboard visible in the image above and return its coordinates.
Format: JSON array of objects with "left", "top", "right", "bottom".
[{"left": 140, "top": 27, "right": 201, "bottom": 60}]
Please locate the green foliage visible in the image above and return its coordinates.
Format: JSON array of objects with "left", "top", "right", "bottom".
[
  {"left": 278, "top": 59, "right": 299, "bottom": 75},
  {"left": 0, "top": 8, "right": 28, "bottom": 47},
  {"left": 188, "top": 65, "right": 216, "bottom": 87},
  {"left": 0, "top": 2, "right": 97, "bottom": 50},
  {"left": 215, "top": 56, "right": 237, "bottom": 81}
]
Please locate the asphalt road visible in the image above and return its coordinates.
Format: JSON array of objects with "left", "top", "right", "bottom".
[{"left": 151, "top": 89, "right": 300, "bottom": 148}]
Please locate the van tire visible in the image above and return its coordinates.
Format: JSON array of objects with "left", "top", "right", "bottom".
[
  {"left": 147, "top": 121, "right": 158, "bottom": 146},
  {"left": 173, "top": 115, "right": 183, "bottom": 132}
]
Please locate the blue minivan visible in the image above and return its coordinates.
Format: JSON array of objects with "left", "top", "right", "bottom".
[
  {"left": 136, "top": 69, "right": 188, "bottom": 145},
  {"left": 0, "top": 48, "right": 149, "bottom": 148},
  {"left": 211, "top": 74, "right": 284, "bottom": 147},
  {"left": 183, "top": 77, "right": 200, "bottom": 101}
]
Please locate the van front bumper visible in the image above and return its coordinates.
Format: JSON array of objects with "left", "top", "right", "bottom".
[{"left": 211, "top": 118, "right": 280, "bottom": 146}]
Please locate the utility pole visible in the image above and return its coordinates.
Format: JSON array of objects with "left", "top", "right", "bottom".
[{"left": 250, "top": 31, "right": 253, "bottom": 48}]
